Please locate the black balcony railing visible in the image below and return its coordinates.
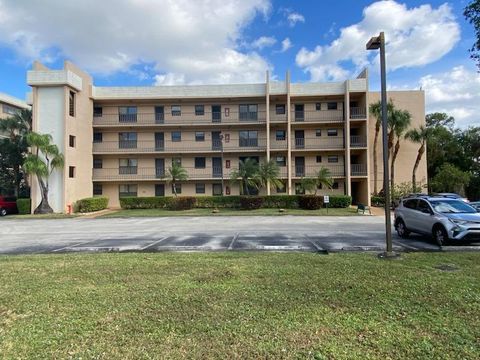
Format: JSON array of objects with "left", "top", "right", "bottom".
[
  {"left": 295, "top": 165, "right": 305, "bottom": 177},
  {"left": 212, "top": 139, "right": 223, "bottom": 150},
  {"left": 119, "top": 140, "right": 137, "bottom": 149},
  {"left": 295, "top": 138, "right": 305, "bottom": 149},
  {"left": 239, "top": 138, "right": 258, "bottom": 147},
  {"left": 212, "top": 166, "right": 223, "bottom": 178},
  {"left": 119, "top": 114, "right": 137, "bottom": 123},
  {"left": 350, "top": 135, "right": 367, "bottom": 147},
  {"left": 239, "top": 111, "right": 258, "bottom": 121},
  {"left": 350, "top": 107, "right": 367, "bottom": 119},
  {"left": 119, "top": 166, "right": 138, "bottom": 175}
]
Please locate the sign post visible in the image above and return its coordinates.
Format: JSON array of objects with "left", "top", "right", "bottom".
[{"left": 324, "top": 195, "right": 330, "bottom": 214}]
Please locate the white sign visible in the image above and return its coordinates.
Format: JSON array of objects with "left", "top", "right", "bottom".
[{"left": 324, "top": 195, "right": 330, "bottom": 203}]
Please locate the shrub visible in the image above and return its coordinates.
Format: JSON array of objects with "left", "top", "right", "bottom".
[
  {"left": 75, "top": 197, "right": 109, "bottom": 213},
  {"left": 327, "top": 195, "right": 352, "bottom": 208},
  {"left": 16, "top": 198, "right": 31, "bottom": 214},
  {"left": 195, "top": 196, "right": 242, "bottom": 208},
  {"left": 263, "top": 195, "right": 300, "bottom": 209},
  {"left": 299, "top": 195, "right": 323, "bottom": 210},
  {"left": 168, "top": 196, "right": 196, "bottom": 210},
  {"left": 239, "top": 196, "right": 264, "bottom": 210},
  {"left": 120, "top": 197, "right": 172, "bottom": 209},
  {"left": 371, "top": 195, "right": 385, "bottom": 207}
]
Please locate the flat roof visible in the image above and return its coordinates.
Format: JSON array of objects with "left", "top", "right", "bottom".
[{"left": 0, "top": 92, "right": 30, "bottom": 110}]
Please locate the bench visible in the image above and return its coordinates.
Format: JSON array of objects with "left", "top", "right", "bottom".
[{"left": 357, "top": 203, "right": 371, "bottom": 214}]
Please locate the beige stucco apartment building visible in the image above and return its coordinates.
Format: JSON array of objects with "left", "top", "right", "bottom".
[
  {"left": 27, "top": 61, "right": 426, "bottom": 211},
  {"left": 0, "top": 92, "right": 31, "bottom": 138}
]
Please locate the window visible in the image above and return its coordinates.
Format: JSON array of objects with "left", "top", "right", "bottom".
[
  {"left": 403, "top": 199, "right": 417, "bottom": 209},
  {"left": 93, "top": 183, "right": 103, "bottom": 196},
  {"left": 171, "top": 105, "right": 181, "bottom": 116},
  {"left": 294, "top": 104, "right": 304, "bottom": 121},
  {"left": 93, "top": 132, "right": 103, "bottom": 143},
  {"left": 155, "top": 184, "right": 165, "bottom": 197},
  {"left": 275, "top": 104, "right": 285, "bottom": 115},
  {"left": 119, "top": 184, "right": 137, "bottom": 197},
  {"left": 68, "top": 166, "right": 75, "bottom": 178},
  {"left": 239, "top": 130, "right": 258, "bottom": 147},
  {"left": 69, "top": 91, "right": 75, "bottom": 117},
  {"left": 276, "top": 156, "right": 286, "bottom": 167},
  {"left": 327, "top": 102, "right": 338, "bottom": 110},
  {"left": 327, "top": 129, "right": 338, "bottom": 137},
  {"left": 195, "top": 105, "right": 205, "bottom": 116},
  {"left": 93, "top": 158, "right": 103, "bottom": 169},
  {"left": 172, "top": 183, "right": 182, "bottom": 194},
  {"left": 276, "top": 182, "right": 286, "bottom": 193},
  {"left": 196, "top": 183, "right": 205, "bottom": 194},
  {"left": 328, "top": 155, "right": 339, "bottom": 163},
  {"left": 332, "top": 182, "right": 339, "bottom": 189},
  {"left": 315, "top": 103, "right": 321, "bottom": 111},
  {"left": 212, "top": 183, "right": 222, "bottom": 196},
  {"left": 316, "top": 156, "right": 322, "bottom": 163},
  {"left": 155, "top": 106, "right": 164, "bottom": 123},
  {"left": 118, "top": 106, "right": 137, "bottom": 123},
  {"left": 195, "top": 132, "right": 205, "bottom": 141},
  {"left": 119, "top": 158, "right": 137, "bottom": 174},
  {"left": 172, "top": 157, "right": 182, "bottom": 166},
  {"left": 315, "top": 129, "right": 322, "bottom": 137},
  {"left": 239, "top": 104, "right": 258, "bottom": 121},
  {"left": 276, "top": 130, "right": 286, "bottom": 141},
  {"left": 2, "top": 104, "right": 18, "bottom": 115},
  {"left": 195, "top": 157, "right": 206, "bottom": 169},
  {"left": 171, "top": 131, "right": 181, "bottom": 142},
  {"left": 119, "top": 132, "right": 137, "bottom": 148},
  {"left": 417, "top": 200, "right": 432, "bottom": 214},
  {"left": 93, "top": 106, "right": 102, "bottom": 117},
  {"left": 69, "top": 135, "right": 76, "bottom": 148}
]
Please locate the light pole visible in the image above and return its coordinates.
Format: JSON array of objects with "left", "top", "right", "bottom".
[{"left": 366, "top": 32, "right": 394, "bottom": 257}]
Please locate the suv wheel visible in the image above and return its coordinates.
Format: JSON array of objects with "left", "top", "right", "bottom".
[
  {"left": 395, "top": 219, "right": 410, "bottom": 238},
  {"left": 0, "top": 208, "right": 7, "bottom": 216},
  {"left": 433, "top": 225, "right": 449, "bottom": 247}
]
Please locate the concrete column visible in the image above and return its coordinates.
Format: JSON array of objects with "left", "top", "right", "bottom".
[
  {"left": 345, "top": 81, "right": 352, "bottom": 197},
  {"left": 286, "top": 71, "right": 292, "bottom": 195},
  {"left": 265, "top": 70, "right": 271, "bottom": 195}
]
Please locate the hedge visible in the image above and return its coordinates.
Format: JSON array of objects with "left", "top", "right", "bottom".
[
  {"left": 299, "top": 195, "right": 323, "bottom": 210},
  {"left": 371, "top": 195, "right": 385, "bottom": 207},
  {"left": 119, "top": 195, "right": 352, "bottom": 210},
  {"left": 168, "top": 197, "right": 196, "bottom": 210},
  {"left": 239, "top": 196, "right": 264, "bottom": 210},
  {"left": 16, "top": 198, "right": 31, "bottom": 215},
  {"left": 75, "top": 197, "right": 109, "bottom": 213}
]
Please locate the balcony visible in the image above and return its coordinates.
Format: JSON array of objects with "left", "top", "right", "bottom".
[
  {"left": 350, "top": 135, "right": 367, "bottom": 148},
  {"left": 292, "top": 165, "right": 345, "bottom": 178},
  {"left": 293, "top": 137, "right": 344, "bottom": 150},
  {"left": 351, "top": 163, "right": 368, "bottom": 176},
  {"left": 349, "top": 107, "right": 367, "bottom": 119},
  {"left": 93, "top": 139, "right": 267, "bottom": 154},
  {"left": 93, "top": 111, "right": 267, "bottom": 127},
  {"left": 292, "top": 109, "right": 344, "bottom": 123},
  {"left": 93, "top": 167, "right": 239, "bottom": 181}
]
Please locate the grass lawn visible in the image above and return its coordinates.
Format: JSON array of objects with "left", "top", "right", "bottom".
[
  {"left": 100, "top": 207, "right": 359, "bottom": 218},
  {"left": 0, "top": 252, "right": 479, "bottom": 359}
]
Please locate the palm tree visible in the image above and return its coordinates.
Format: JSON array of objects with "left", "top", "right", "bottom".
[
  {"left": 369, "top": 100, "right": 394, "bottom": 195},
  {"left": 389, "top": 109, "right": 412, "bottom": 191},
  {"left": 167, "top": 161, "right": 188, "bottom": 196},
  {"left": 256, "top": 159, "right": 283, "bottom": 192},
  {"left": 405, "top": 126, "right": 433, "bottom": 192},
  {"left": 299, "top": 167, "right": 333, "bottom": 195},
  {"left": 230, "top": 158, "right": 259, "bottom": 195},
  {"left": 0, "top": 109, "right": 32, "bottom": 139},
  {"left": 23, "top": 132, "right": 64, "bottom": 214}
]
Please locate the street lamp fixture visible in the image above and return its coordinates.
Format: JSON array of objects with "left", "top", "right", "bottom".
[{"left": 366, "top": 32, "right": 395, "bottom": 257}]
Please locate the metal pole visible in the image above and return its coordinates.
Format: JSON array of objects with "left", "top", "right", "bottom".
[{"left": 379, "top": 32, "right": 393, "bottom": 253}]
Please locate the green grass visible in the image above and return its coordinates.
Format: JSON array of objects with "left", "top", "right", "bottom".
[
  {"left": 0, "top": 252, "right": 479, "bottom": 359},
  {"left": 2, "top": 213, "right": 78, "bottom": 220},
  {"left": 101, "top": 207, "right": 359, "bottom": 218}
]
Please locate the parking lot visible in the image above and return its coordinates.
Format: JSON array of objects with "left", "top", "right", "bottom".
[{"left": 1, "top": 216, "right": 479, "bottom": 255}]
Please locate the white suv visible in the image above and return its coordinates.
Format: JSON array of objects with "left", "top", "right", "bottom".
[{"left": 394, "top": 195, "right": 480, "bottom": 246}]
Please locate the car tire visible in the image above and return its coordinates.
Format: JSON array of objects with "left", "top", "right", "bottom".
[
  {"left": 395, "top": 219, "right": 410, "bottom": 238},
  {"left": 0, "top": 208, "right": 7, "bottom": 217},
  {"left": 433, "top": 225, "right": 449, "bottom": 247}
]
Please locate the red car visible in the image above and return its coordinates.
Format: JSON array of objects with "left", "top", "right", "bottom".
[{"left": 0, "top": 196, "right": 18, "bottom": 216}]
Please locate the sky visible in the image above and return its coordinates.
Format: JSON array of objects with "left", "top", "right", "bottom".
[{"left": 0, "top": 0, "right": 478, "bottom": 127}]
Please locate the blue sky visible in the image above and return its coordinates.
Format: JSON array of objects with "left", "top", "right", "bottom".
[{"left": 0, "top": 0, "right": 478, "bottom": 126}]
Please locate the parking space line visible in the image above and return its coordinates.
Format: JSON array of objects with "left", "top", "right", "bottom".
[
  {"left": 228, "top": 233, "right": 239, "bottom": 250},
  {"left": 140, "top": 237, "right": 167, "bottom": 250},
  {"left": 51, "top": 238, "right": 101, "bottom": 253},
  {"left": 304, "top": 234, "right": 327, "bottom": 253}
]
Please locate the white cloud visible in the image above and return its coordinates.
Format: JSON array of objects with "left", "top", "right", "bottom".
[
  {"left": 279, "top": 38, "right": 292, "bottom": 52},
  {"left": 251, "top": 36, "right": 277, "bottom": 49},
  {"left": 418, "top": 66, "right": 480, "bottom": 128},
  {"left": 287, "top": 12, "right": 305, "bottom": 27},
  {"left": 0, "top": 0, "right": 272, "bottom": 84},
  {"left": 296, "top": 0, "right": 460, "bottom": 82}
]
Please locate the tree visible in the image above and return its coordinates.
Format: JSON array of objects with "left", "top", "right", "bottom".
[
  {"left": 425, "top": 112, "right": 455, "bottom": 129},
  {"left": 299, "top": 167, "right": 333, "bottom": 195},
  {"left": 0, "top": 109, "right": 32, "bottom": 196},
  {"left": 167, "top": 161, "right": 188, "bottom": 196},
  {"left": 431, "top": 163, "right": 471, "bottom": 195},
  {"left": 369, "top": 99, "right": 394, "bottom": 194},
  {"left": 229, "top": 158, "right": 259, "bottom": 195},
  {"left": 255, "top": 159, "right": 283, "bottom": 192},
  {"left": 23, "top": 132, "right": 64, "bottom": 214},
  {"left": 389, "top": 109, "right": 412, "bottom": 191},
  {"left": 405, "top": 126, "right": 434, "bottom": 192},
  {"left": 464, "top": 0, "right": 480, "bottom": 70}
]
